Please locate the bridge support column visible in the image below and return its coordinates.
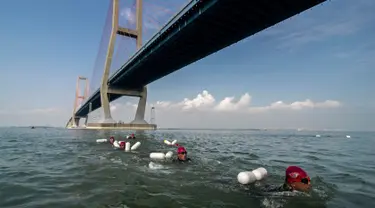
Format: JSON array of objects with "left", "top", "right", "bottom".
[
  {"left": 131, "top": 0, "right": 147, "bottom": 125},
  {"left": 99, "top": 0, "right": 144, "bottom": 124},
  {"left": 73, "top": 117, "right": 80, "bottom": 127},
  {"left": 66, "top": 116, "right": 81, "bottom": 128},
  {"left": 107, "top": 86, "right": 148, "bottom": 124},
  {"left": 98, "top": 0, "right": 120, "bottom": 123},
  {"left": 100, "top": 87, "right": 115, "bottom": 123},
  {"left": 131, "top": 86, "right": 147, "bottom": 124},
  {"left": 84, "top": 116, "right": 88, "bottom": 126}
]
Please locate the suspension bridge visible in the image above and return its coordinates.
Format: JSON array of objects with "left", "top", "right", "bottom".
[{"left": 66, "top": 0, "right": 327, "bottom": 130}]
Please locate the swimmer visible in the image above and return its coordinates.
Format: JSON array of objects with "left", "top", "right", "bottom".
[
  {"left": 172, "top": 145, "right": 191, "bottom": 162},
  {"left": 126, "top": 133, "right": 136, "bottom": 139},
  {"left": 119, "top": 141, "right": 126, "bottom": 150},
  {"left": 109, "top": 136, "right": 115, "bottom": 144},
  {"left": 263, "top": 166, "right": 311, "bottom": 193}
]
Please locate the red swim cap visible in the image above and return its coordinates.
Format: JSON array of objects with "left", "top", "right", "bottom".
[
  {"left": 177, "top": 146, "right": 186, "bottom": 154},
  {"left": 285, "top": 166, "right": 309, "bottom": 184},
  {"left": 119, "top": 141, "right": 125, "bottom": 147}
]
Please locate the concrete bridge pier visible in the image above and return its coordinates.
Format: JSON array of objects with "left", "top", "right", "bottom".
[
  {"left": 66, "top": 116, "right": 82, "bottom": 128},
  {"left": 130, "top": 86, "right": 148, "bottom": 125},
  {"left": 73, "top": 117, "right": 80, "bottom": 127},
  {"left": 87, "top": 85, "right": 155, "bottom": 130}
]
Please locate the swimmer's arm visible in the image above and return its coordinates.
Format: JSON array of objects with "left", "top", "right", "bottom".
[{"left": 261, "top": 184, "right": 288, "bottom": 192}]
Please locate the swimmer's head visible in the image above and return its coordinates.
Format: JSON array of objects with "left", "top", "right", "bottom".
[
  {"left": 285, "top": 166, "right": 311, "bottom": 192},
  {"left": 177, "top": 146, "right": 187, "bottom": 161},
  {"left": 119, "top": 141, "right": 125, "bottom": 149},
  {"left": 131, "top": 133, "right": 135, "bottom": 138},
  {"left": 109, "top": 136, "right": 115, "bottom": 144}
]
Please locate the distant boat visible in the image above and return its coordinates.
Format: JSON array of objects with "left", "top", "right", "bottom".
[{"left": 31, "top": 126, "right": 35, "bottom": 129}]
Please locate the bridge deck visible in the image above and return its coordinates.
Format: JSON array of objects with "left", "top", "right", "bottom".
[{"left": 75, "top": 0, "right": 326, "bottom": 117}]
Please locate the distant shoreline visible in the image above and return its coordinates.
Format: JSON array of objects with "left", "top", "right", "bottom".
[
  {"left": 0, "top": 126, "right": 373, "bottom": 132},
  {"left": 0, "top": 126, "right": 58, "bottom": 129},
  {"left": 156, "top": 128, "right": 374, "bottom": 132}
]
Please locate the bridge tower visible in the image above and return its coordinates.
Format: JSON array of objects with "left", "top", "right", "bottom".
[
  {"left": 67, "top": 76, "right": 89, "bottom": 128},
  {"left": 100, "top": 0, "right": 147, "bottom": 125}
]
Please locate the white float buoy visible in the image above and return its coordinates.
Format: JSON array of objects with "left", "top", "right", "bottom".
[
  {"left": 96, "top": 139, "right": 108, "bottom": 143},
  {"left": 165, "top": 151, "right": 173, "bottom": 159},
  {"left": 150, "top": 152, "right": 166, "bottom": 160},
  {"left": 237, "top": 171, "right": 257, "bottom": 185},
  {"left": 164, "top": 140, "right": 172, "bottom": 145},
  {"left": 113, "top": 141, "right": 120, "bottom": 148},
  {"left": 171, "top": 140, "right": 177, "bottom": 145},
  {"left": 346, "top": 135, "right": 351, "bottom": 138},
  {"left": 125, "top": 142, "right": 131, "bottom": 152},
  {"left": 252, "top": 167, "right": 267, "bottom": 180},
  {"left": 131, "top": 141, "right": 141, "bottom": 150},
  {"left": 237, "top": 167, "right": 268, "bottom": 185}
]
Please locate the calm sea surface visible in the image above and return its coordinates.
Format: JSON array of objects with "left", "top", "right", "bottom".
[{"left": 0, "top": 127, "right": 374, "bottom": 208}]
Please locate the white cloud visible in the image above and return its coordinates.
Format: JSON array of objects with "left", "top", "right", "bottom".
[
  {"left": 110, "top": 103, "right": 118, "bottom": 111},
  {"left": 214, "top": 93, "right": 251, "bottom": 112},
  {"left": 117, "top": 90, "right": 341, "bottom": 114},
  {"left": 120, "top": 8, "right": 136, "bottom": 25},
  {"left": 177, "top": 90, "right": 216, "bottom": 111},
  {"left": 248, "top": 99, "right": 341, "bottom": 113},
  {"left": 119, "top": 1, "right": 190, "bottom": 31},
  {"left": 155, "top": 101, "right": 172, "bottom": 109},
  {"left": 1, "top": 91, "right": 373, "bottom": 131},
  {"left": 96, "top": 90, "right": 350, "bottom": 130},
  {"left": 119, "top": 4, "right": 166, "bottom": 30},
  {"left": 0, "top": 90, "right": 342, "bottom": 128}
]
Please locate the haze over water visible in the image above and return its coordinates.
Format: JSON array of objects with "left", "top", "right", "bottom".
[{"left": 0, "top": 127, "right": 374, "bottom": 208}]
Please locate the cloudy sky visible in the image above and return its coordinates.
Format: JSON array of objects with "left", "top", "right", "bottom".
[{"left": 0, "top": 0, "right": 374, "bottom": 131}]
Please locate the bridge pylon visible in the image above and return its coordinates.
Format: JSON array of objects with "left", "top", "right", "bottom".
[
  {"left": 99, "top": 0, "right": 148, "bottom": 125},
  {"left": 66, "top": 76, "right": 89, "bottom": 128}
]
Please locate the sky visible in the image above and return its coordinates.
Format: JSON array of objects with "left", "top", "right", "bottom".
[{"left": 0, "top": 0, "right": 374, "bottom": 131}]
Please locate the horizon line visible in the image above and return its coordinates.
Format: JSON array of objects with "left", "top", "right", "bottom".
[{"left": 0, "top": 126, "right": 373, "bottom": 132}]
